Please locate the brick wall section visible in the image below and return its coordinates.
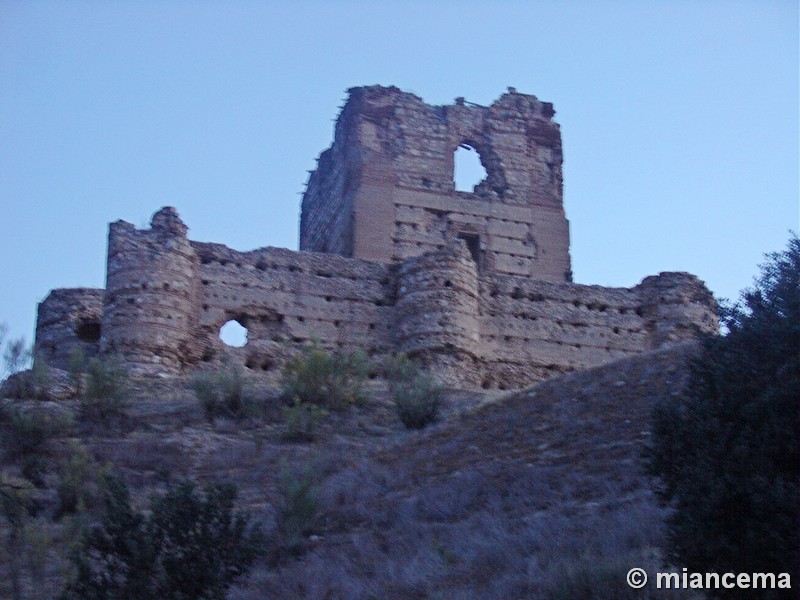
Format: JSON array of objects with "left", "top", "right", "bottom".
[
  {"left": 31, "top": 86, "right": 718, "bottom": 389},
  {"left": 36, "top": 207, "right": 715, "bottom": 387},
  {"left": 101, "top": 207, "right": 200, "bottom": 375},
  {"left": 301, "top": 85, "right": 572, "bottom": 282},
  {"left": 190, "top": 240, "right": 395, "bottom": 374},
  {"left": 34, "top": 288, "right": 104, "bottom": 369},
  {"left": 395, "top": 240, "right": 482, "bottom": 385},
  {"left": 474, "top": 270, "right": 716, "bottom": 390}
]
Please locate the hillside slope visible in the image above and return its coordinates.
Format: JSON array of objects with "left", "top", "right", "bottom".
[
  {"left": 0, "top": 343, "right": 700, "bottom": 599},
  {"left": 233, "top": 343, "right": 700, "bottom": 599}
]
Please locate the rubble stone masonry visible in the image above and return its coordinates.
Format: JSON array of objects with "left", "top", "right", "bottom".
[{"left": 34, "top": 86, "right": 717, "bottom": 389}]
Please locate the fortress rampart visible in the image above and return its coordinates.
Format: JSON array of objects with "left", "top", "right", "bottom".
[
  {"left": 34, "top": 214, "right": 715, "bottom": 389},
  {"left": 33, "top": 86, "right": 717, "bottom": 389},
  {"left": 300, "top": 86, "right": 571, "bottom": 281}
]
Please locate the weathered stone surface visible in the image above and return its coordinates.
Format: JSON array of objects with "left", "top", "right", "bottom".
[
  {"left": 300, "top": 85, "right": 572, "bottom": 282},
  {"left": 35, "top": 288, "right": 104, "bottom": 369},
  {"left": 31, "top": 86, "right": 718, "bottom": 390}
]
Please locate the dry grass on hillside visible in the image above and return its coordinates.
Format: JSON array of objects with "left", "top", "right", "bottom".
[
  {"left": 0, "top": 345, "right": 703, "bottom": 599},
  {"left": 229, "top": 344, "right": 703, "bottom": 600}
]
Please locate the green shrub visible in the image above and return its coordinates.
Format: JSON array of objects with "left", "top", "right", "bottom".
[
  {"left": 191, "top": 365, "right": 253, "bottom": 420},
  {"left": 281, "top": 398, "right": 328, "bottom": 442},
  {"left": 67, "top": 347, "right": 86, "bottom": 397},
  {"left": 2, "top": 358, "right": 52, "bottom": 400},
  {"left": 0, "top": 472, "right": 34, "bottom": 600},
  {"left": 61, "top": 476, "right": 263, "bottom": 600},
  {"left": 278, "top": 461, "right": 320, "bottom": 552},
  {"left": 56, "top": 442, "right": 96, "bottom": 518},
  {"left": 280, "top": 343, "right": 369, "bottom": 410},
  {"left": 385, "top": 354, "right": 445, "bottom": 429},
  {"left": 649, "top": 235, "right": 800, "bottom": 593},
  {"left": 81, "top": 357, "right": 128, "bottom": 423},
  {"left": 0, "top": 405, "right": 69, "bottom": 459}
]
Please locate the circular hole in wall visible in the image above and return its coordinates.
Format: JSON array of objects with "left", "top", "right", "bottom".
[{"left": 219, "top": 320, "right": 248, "bottom": 348}]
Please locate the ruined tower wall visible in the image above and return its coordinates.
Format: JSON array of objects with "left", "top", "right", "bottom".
[
  {"left": 31, "top": 86, "right": 719, "bottom": 390},
  {"left": 471, "top": 271, "right": 717, "bottom": 390},
  {"left": 36, "top": 208, "right": 716, "bottom": 388},
  {"left": 34, "top": 288, "right": 104, "bottom": 369},
  {"left": 101, "top": 207, "right": 200, "bottom": 375},
  {"left": 301, "top": 86, "right": 572, "bottom": 282},
  {"left": 298, "top": 100, "right": 361, "bottom": 257},
  {"left": 395, "top": 240, "right": 481, "bottom": 385},
  {"left": 189, "top": 242, "right": 395, "bottom": 373}
]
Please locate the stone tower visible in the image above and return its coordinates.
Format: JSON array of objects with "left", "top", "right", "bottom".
[
  {"left": 30, "top": 86, "right": 717, "bottom": 390},
  {"left": 101, "top": 207, "right": 200, "bottom": 375},
  {"left": 300, "top": 85, "right": 571, "bottom": 282},
  {"left": 395, "top": 239, "right": 482, "bottom": 385}
]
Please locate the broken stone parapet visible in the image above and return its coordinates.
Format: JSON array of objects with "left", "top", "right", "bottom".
[
  {"left": 34, "top": 288, "right": 104, "bottom": 369},
  {"left": 301, "top": 85, "right": 571, "bottom": 283},
  {"left": 30, "top": 86, "right": 719, "bottom": 391},
  {"left": 102, "top": 207, "right": 200, "bottom": 376}
]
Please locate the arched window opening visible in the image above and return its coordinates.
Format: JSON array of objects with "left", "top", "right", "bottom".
[
  {"left": 75, "top": 321, "right": 101, "bottom": 343},
  {"left": 219, "top": 319, "right": 248, "bottom": 348},
  {"left": 454, "top": 144, "right": 487, "bottom": 192}
]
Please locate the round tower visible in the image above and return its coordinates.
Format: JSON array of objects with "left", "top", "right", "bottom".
[
  {"left": 394, "top": 239, "right": 481, "bottom": 386},
  {"left": 635, "top": 272, "right": 718, "bottom": 350},
  {"left": 101, "top": 207, "right": 199, "bottom": 375}
]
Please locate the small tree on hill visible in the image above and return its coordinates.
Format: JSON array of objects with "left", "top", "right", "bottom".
[
  {"left": 648, "top": 235, "right": 799, "bottom": 597},
  {"left": 61, "top": 476, "right": 263, "bottom": 600}
]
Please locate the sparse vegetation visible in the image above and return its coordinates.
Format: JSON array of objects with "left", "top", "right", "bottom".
[
  {"left": 277, "top": 461, "right": 321, "bottom": 553},
  {"left": 0, "top": 404, "right": 70, "bottom": 459},
  {"left": 281, "top": 398, "right": 328, "bottom": 442},
  {"left": 191, "top": 364, "right": 256, "bottom": 420},
  {"left": 55, "top": 442, "right": 101, "bottom": 518},
  {"left": 649, "top": 235, "right": 800, "bottom": 595},
  {"left": 2, "top": 329, "right": 30, "bottom": 379},
  {"left": 0, "top": 473, "right": 34, "bottom": 600},
  {"left": 385, "top": 353, "right": 445, "bottom": 429},
  {"left": 0, "top": 326, "right": 51, "bottom": 399},
  {"left": 61, "top": 476, "right": 263, "bottom": 600},
  {"left": 280, "top": 343, "right": 369, "bottom": 410},
  {"left": 80, "top": 357, "right": 129, "bottom": 424}
]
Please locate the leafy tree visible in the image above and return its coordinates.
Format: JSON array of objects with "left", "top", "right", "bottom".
[
  {"left": 62, "top": 476, "right": 263, "bottom": 600},
  {"left": 649, "top": 235, "right": 799, "bottom": 597}
]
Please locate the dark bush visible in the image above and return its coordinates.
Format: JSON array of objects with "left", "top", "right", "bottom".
[
  {"left": 61, "top": 476, "right": 263, "bottom": 600},
  {"left": 0, "top": 404, "right": 69, "bottom": 459},
  {"left": 281, "top": 398, "right": 328, "bottom": 442},
  {"left": 55, "top": 442, "right": 98, "bottom": 518},
  {"left": 80, "top": 357, "right": 129, "bottom": 424},
  {"left": 385, "top": 354, "right": 445, "bottom": 429},
  {"left": 280, "top": 343, "right": 369, "bottom": 410},
  {"left": 191, "top": 365, "right": 255, "bottom": 420},
  {"left": 649, "top": 235, "right": 799, "bottom": 597},
  {"left": 277, "top": 461, "right": 320, "bottom": 552}
]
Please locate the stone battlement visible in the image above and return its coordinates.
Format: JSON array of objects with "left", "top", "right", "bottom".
[{"left": 33, "top": 86, "right": 717, "bottom": 389}]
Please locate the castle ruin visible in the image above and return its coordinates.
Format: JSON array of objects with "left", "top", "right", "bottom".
[{"left": 33, "top": 86, "right": 717, "bottom": 390}]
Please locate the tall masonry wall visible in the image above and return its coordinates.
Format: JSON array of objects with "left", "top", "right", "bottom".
[
  {"left": 300, "top": 86, "right": 572, "bottom": 282},
  {"left": 36, "top": 208, "right": 716, "bottom": 389},
  {"left": 32, "top": 86, "right": 718, "bottom": 390}
]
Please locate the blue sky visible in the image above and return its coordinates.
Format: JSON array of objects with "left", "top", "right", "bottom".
[{"left": 1, "top": 1, "right": 797, "bottom": 348}]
